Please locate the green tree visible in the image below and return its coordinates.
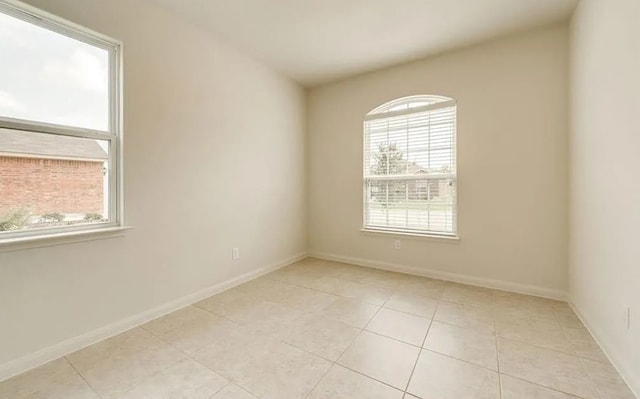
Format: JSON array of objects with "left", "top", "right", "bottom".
[{"left": 370, "top": 143, "right": 406, "bottom": 214}]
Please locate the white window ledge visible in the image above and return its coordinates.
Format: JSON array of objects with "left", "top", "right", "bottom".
[
  {"left": 360, "top": 228, "right": 460, "bottom": 242},
  {"left": 0, "top": 226, "right": 132, "bottom": 253}
]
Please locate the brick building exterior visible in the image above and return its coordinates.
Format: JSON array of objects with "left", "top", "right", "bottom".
[{"left": 0, "top": 129, "right": 107, "bottom": 217}]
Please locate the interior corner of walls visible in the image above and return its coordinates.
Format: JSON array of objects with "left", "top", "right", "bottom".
[{"left": 569, "top": 302, "right": 640, "bottom": 398}]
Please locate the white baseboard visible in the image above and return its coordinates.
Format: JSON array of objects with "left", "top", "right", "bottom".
[
  {"left": 569, "top": 303, "right": 639, "bottom": 399},
  {"left": 310, "top": 251, "right": 568, "bottom": 301},
  {"left": 0, "top": 252, "right": 306, "bottom": 383}
]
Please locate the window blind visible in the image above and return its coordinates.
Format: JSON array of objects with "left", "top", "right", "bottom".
[{"left": 363, "top": 96, "right": 457, "bottom": 236}]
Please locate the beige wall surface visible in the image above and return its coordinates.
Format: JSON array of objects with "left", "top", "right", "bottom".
[
  {"left": 569, "top": 0, "right": 640, "bottom": 394},
  {"left": 307, "top": 25, "right": 569, "bottom": 294},
  {"left": 0, "top": 0, "right": 306, "bottom": 366}
]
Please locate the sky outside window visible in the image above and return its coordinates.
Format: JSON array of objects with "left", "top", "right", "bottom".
[{"left": 0, "top": 11, "right": 109, "bottom": 131}]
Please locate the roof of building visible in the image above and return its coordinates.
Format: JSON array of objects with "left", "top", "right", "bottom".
[{"left": 0, "top": 128, "right": 108, "bottom": 161}]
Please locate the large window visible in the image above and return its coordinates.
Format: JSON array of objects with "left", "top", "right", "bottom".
[
  {"left": 0, "top": 2, "right": 122, "bottom": 239},
  {"left": 363, "top": 95, "right": 457, "bottom": 237}
]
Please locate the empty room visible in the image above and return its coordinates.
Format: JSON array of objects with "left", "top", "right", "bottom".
[{"left": 0, "top": 0, "right": 638, "bottom": 398}]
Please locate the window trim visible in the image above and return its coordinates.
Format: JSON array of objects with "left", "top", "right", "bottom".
[
  {"left": 360, "top": 228, "right": 460, "bottom": 242},
  {"left": 362, "top": 95, "right": 458, "bottom": 238},
  {"left": 363, "top": 99, "right": 457, "bottom": 122},
  {"left": 0, "top": 0, "right": 125, "bottom": 243},
  {"left": 0, "top": 226, "right": 132, "bottom": 253}
]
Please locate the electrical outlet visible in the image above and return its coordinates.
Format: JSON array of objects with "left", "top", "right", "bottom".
[
  {"left": 394, "top": 240, "right": 401, "bottom": 250},
  {"left": 232, "top": 247, "right": 240, "bottom": 260},
  {"left": 626, "top": 307, "right": 631, "bottom": 330}
]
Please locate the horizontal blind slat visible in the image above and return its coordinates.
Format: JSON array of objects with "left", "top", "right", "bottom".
[{"left": 364, "top": 96, "right": 457, "bottom": 235}]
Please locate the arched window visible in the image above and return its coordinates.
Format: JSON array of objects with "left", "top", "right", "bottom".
[{"left": 363, "top": 95, "right": 457, "bottom": 236}]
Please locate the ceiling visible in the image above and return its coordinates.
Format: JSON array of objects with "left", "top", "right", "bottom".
[{"left": 150, "top": 0, "right": 579, "bottom": 87}]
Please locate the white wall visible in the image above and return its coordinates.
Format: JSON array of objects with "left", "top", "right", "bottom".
[
  {"left": 569, "top": 0, "right": 640, "bottom": 394},
  {"left": 0, "top": 0, "right": 306, "bottom": 368},
  {"left": 307, "top": 25, "right": 569, "bottom": 296}
]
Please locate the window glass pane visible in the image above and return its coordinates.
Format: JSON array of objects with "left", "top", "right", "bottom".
[
  {"left": 366, "top": 107, "right": 456, "bottom": 175},
  {"left": 364, "top": 95, "right": 456, "bottom": 235},
  {"left": 373, "top": 96, "right": 448, "bottom": 114},
  {"left": 0, "top": 128, "right": 110, "bottom": 233},
  {"left": 366, "top": 178, "right": 455, "bottom": 233},
  {"left": 366, "top": 180, "right": 409, "bottom": 228},
  {"left": 0, "top": 11, "right": 109, "bottom": 131},
  {"left": 366, "top": 141, "right": 407, "bottom": 176}
]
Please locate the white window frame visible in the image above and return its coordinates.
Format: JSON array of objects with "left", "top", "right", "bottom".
[
  {"left": 0, "top": 0, "right": 124, "bottom": 242},
  {"left": 362, "top": 95, "right": 458, "bottom": 239}
]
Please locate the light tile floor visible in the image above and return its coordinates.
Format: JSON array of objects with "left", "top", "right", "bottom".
[{"left": 0, "top": 258, "right": 636, "bottom": 399}]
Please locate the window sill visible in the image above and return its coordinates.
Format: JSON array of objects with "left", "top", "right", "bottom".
[
  {"left": 0, "top": 226, "right": 133, "bottom": 253},
  {"left": 360, "top": 228, "right": 460, "bottom": 242}
]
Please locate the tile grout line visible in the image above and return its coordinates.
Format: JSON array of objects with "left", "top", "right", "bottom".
[
  {"left": 198, "top": 272, "right": 594, "bottom": 396},
  {"left": 278, "top": 317, "right": 506, "bottom": 391},
  {"left": 402, "top": 298, "right": 441, "bottom": 396},
  {"left": 222, "top": 384, "right": 260, "bottom": 399},
  {"left": 197, "top": 273, "right": 393, "bottom": 399},
  {"left": 419, "top": 347, "right": 498, "bottom": 374},
  {"left": 327, "top": 295, "right": 413, "bottom": 396},
  {"left": 302, "top": 262, "right": 613, "bottom": 397},
  {"left": 301, "top": 294, "right": 388, "bottom": 399},
  {"left": 493, "top": 299, "right": 503, "bottom": 399},
  {"left": 302, "top": 261, "right": 452, "bottom": 292},
  {"left": 500, "top": 373, "right": 592, "bottom": 399},
  {"left": 430, "top": 302, "right": 611, "bottom": 365},
  {"left": 575, "top": 356, "right": 604, "bottom": 399},
  {"left": 63, "top": 321, "right": 232, "bottom": 399},
  {"left": 69, "top": 307, "right": 592, "bottom": 399},
  {"left": 270, "top": 277, "right": 392, "bottom": 307},
  {"left": 102, "top": 335, "right": 202, "bottom": 399},
  {"left": 12, "top": 261, "right": 615, "bottom": 399},
  {"left": 360, "top": 327, "right": 431, "bottom": 350},
  {"left": 493, "top": 293, "right": 596, "bottom": 399},
  {"left": 138, "top": 320, "right": 259, "bottom": 398},
  {"left": 267, "top": 265, "right": 452, "bottom": 310},
  {"left": 166, "top": 334, "right": 261, "bottom": 399},
  {"left": 204, "top": 381, "right": 231, "bottom": 399},
  {"left": 553, "top": 311, "right": 604, "bottom": 399},
  {"left": 62, "top": 356, "right": 105, "bottom": 399},
  {"left": 168, "top": 271, "right": 606, "bottom": 399},
  {"left": 299, "top": 335, "right": 355, "bottom": 399},
  {"left": 174, "top": 265, "right": 620, "bottom": 399},
  {"left": 57, "top": 264, "right": 320, "bottom": 399},
  {"left": 242, "top": 275, "right": 391, "bottom": 311},
  {"left": 494, "top": 335, "right": 613, "bottom": 369},
  {"left": 266, "top": 264, "right": 445, "bottom": 302},
  {"left": 332, "top": 364, "right": 408, "bottom": 395}
]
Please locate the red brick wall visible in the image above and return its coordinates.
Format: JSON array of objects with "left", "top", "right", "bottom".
[{"left": 0, "top": 156, "right": 105, "bottom": 216}]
